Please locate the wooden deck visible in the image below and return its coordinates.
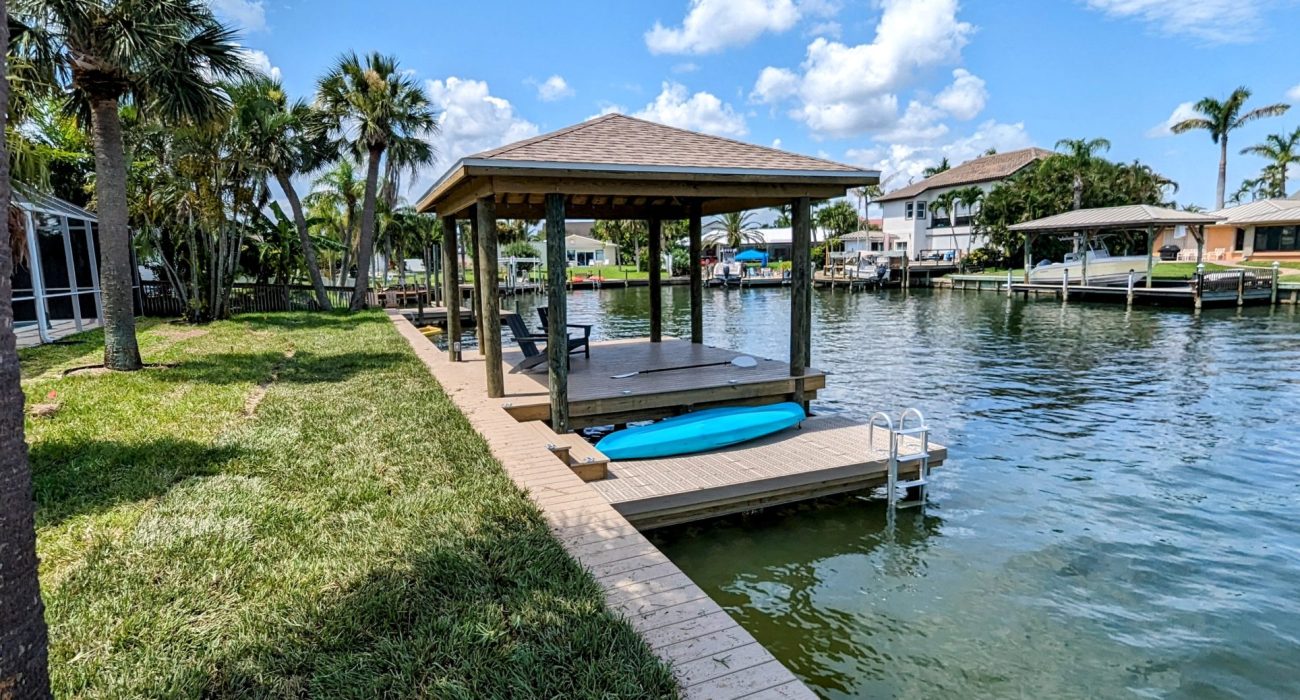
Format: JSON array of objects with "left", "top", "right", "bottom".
[
  {"left": 594, "top": 415, "right": 946, "bottom": 529},
  {"left": 388, "top": 310, "right": 818, "bottom": 699},
  {"left": 499, "top": 338, "right": 826, "bottom": 428}
]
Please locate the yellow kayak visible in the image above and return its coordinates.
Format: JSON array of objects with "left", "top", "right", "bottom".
[{"left": 419, "top": 326, "right": 443, "bottom": 336}]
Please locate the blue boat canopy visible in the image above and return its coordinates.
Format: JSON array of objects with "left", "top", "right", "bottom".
[{"left": 735, "top": 249, "right": 768, "bottom": 263}]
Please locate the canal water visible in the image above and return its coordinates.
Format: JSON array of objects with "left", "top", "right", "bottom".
[{"left": 504, "top": 286, "right": 1300, "bottom": 699}]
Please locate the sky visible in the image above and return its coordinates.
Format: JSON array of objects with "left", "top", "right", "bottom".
[{"left": 213, "top": 0, "right": 1300, "bottom": 213}]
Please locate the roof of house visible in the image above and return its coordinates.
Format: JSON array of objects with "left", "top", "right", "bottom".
[
  {"left": 876, "top": 148, "right": 1055, "bottom": 203},
  {"left": 14, "top": 189, "right": 96, "bottom": 221},
  {"left": 1210, "top": 198, "right": 1300, "bottom": 225},
  {"left": 719, "top": 227, "right": 829, "bottom": 245},
  {"left": 535, "top": 233, "right": 618, "bottom": 249},
  {"left": 471, "top": 114, "right": 863, "bottom": 173},
  {"left": 1008, "top": 204, "right": 1222, "bottom": 233}
]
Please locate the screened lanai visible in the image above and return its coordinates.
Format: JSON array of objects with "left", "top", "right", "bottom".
[{"left": 10, "top": 190, "right": 108, "bottom": 348}]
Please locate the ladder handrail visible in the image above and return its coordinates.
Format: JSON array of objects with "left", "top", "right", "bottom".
[{"left": 885, "top": 407, "right": 931, "bottom": 509}]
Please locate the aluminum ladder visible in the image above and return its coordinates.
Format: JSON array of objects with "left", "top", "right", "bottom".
[{"left": 869, "top": 408, "right": 932, "bottom": 509}]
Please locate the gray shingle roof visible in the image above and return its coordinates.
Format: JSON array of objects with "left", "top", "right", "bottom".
[
  {"left": 1008, "top": 205, "right": 1221, "bottom": 232},
  {"left": 876, "top": 148, "right": 1055, "bottom": 202}
]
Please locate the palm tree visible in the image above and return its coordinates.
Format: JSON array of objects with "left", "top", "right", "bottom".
[
  {"left": 929, "top": 191, "right": 960, "bottom": 254},
  {"left": 952, "top": 185, "right": 985, "bottom": 255},
  {"left": 229, "top": 76, "right": 333, "bottom": 309},
  {"left": 1240, "top": 127, "right": 1300, "bottom": 198},
  {"left": 1172, "top": 87, "right": 1290, "bottom": 209},
  {"left": 1054, "top": 138, "right": 1111, "bottom": 210},
  {"left": 316, "top": 52, "right": 436, "bottom": 311},
  {"left": 2, "top": 5, "right": 53, "bottom": 695},
  {"left": 706, "top": 211, "right": 762, "bottom": 250},
  {"left": 308, "top": 160, "right": 365, "bottom": 286},
  {"left": 922, "top": 158, "right": 951, "bottom": 178},
  {"left": 12, "top": 0, "right": 246, "bottom": 370}
]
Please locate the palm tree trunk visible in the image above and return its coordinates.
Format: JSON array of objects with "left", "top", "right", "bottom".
[
  {"left": 1072, "top": 174, "right": 1083, "bottom": 211},
  {"left": 0, "top": 7, "right": 53, "bottom": 692},
  {"left": 89, "top": 96, "right": 142, "bottom": 370},
  {"left": 350, "top": 147, "right": 383, "bottom": 311},
  {"left": 275, "top": 171, "right": 331, "bottom": 310},
  {"left": 1216, "top": 137, "right": 1228, "bottom": 210}
]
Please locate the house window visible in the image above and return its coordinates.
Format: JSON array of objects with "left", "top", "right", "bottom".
[
  {"left": 905, "top": 202, "right": 914, "bottom": 219},
  {"left": 916, "top": 200, "right": 927, "bottom": 219},
  {"left": 1254, "top": 226, "right": 1300, "bottom": 252}
]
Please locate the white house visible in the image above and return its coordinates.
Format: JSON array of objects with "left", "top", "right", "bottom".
[
  {"left": 876, "top": 148, "right": 1052, "bottom": 257},
  {"left": 709, "top": 226, "right": 830, "bottom": 261},
  {"left": 531, "top": 233, "right": 619, "bottom": 266}
]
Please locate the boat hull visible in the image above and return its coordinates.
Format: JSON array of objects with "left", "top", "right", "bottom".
[
  {"left": 1028, "top": 256, "right": 1150, "bottom": 285},
  {"left": 595, "top": 402, "right": 806, "bottom": 460}
]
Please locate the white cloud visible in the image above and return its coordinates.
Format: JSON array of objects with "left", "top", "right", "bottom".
[
  {"left": 848, "top": 120, "right": 1033, "bottom": 184},
  {"left": 876, "top": 100, "right": 949, "bottom": 144},
  {"left": 535, "top": 75, "right": 574, "bottom": 102},
  {"left": 672, "top": 62, "right": 701, "bottom": 74},
  {"left": 934, "top": 69, "right": 986, "bottom": 120},
  {"left": 208, "top": 0, "right": 267, "bottom": 32},
  {"left": 1146, "top": 101, "right": 1199, "bottom": 138},
  {"left": 240, "top": 48, "right": 280, "bottom": 81},
  {"left": 646, "top": 0, "right": 801, "bottom": 54},
  {"left": 756, "top": 0, "right": 974, "bottom": 137},
  {"left": 772, "top": 138, "right": 783, "bottom": 148},
  {"left": 806, "top": 20, "right": 842, "bottom": 38},
  {"left": 632, "top": 82, "right": 748, "bottom": 137},
  {"left": 1287, "top": 83, "right": 1300, "bottom": 102},
  {"left": 1084, "top": 0, "right": 1265, "bottom": 43},
  {"left": 423, "top": 77, "right": 539, "bottom": 169},
  {"left": 751, "top": 66, "right": 801, "bottom": 103}
]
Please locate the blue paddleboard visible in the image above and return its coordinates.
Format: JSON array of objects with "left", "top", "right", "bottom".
[{"left": 596, "top": 402, "right": 806, "bottom": 460}]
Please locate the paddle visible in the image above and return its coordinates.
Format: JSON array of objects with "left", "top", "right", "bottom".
[{"left": 611, "top": 355, "right": 758, "bottom": 379}]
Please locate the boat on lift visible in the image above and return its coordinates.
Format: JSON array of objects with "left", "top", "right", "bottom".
[{"left": 1027, "top": 238, "right": 1150, "bottom": 286}]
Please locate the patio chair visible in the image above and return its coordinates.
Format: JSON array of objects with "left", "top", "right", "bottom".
[
  {"left": 506, "top": 313, "right": 587, "bottom": 372},
  {"left": 536, "top": 307, "right": 592, "bottom": 359},
  {"left": 1210, "top": 247, "right": 1226, "bottom": 261}
]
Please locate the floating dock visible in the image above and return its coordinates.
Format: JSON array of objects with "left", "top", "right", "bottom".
[{"left": 593, "top": 415, "right": 945, "bottom": 529}]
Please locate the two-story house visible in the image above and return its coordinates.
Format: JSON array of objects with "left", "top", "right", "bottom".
[{"left": 876, "top": 148, "right": 1053, "bottom": 257}]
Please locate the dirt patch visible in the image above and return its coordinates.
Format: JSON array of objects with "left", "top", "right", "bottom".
[
  {"left": 62, "top": 362, "right": 177, "bottom": 378},
  {"left": 155, "top": 327, "right": 209, "bottom": 341},
  {"left": 28, "top": 402, "right": 60, "bottom": 418},
  {"left": 243, "top": 348, "right": 295, "bottom": 416}
]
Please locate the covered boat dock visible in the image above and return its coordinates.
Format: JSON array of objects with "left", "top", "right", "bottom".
[{"left": 1007, "top": 204, "right": 1276, "bottom": 308}]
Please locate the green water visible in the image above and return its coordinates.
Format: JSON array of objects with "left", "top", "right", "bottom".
[{"left": 505, "top": 287, "right": 1300, "bottom": 699}]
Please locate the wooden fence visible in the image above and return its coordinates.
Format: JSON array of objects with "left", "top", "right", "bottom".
[{"left": 139, "top": 282, "right": 375, "bottom": 317}]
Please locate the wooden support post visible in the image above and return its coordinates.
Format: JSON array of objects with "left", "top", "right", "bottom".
[
  {"left": 688, "top": 203, "right": 703, "bottom": 344},
  {"left": 1145, "top": 227, "right": 1155, "bottom": 289},
  {"left": 1272, "top": 262, "right": 1280, "bottom": 306},
  {"left": 1081, "top": 229, "right": 1090, "bottom": 286},
  {"left": 1127, "top": 270, "right": 1136, "bottom": 306},
  {"left": 1194, "top": 264, "right": 1204, "bottom": 311},
  {"left": 790, "top": 196, "right": 812, "bottom": 405},
  {"left": 1195, "top": 225, "right": 1205, "bottom": 267},
  {"left": 467, "top": 211, "right": 484, "bottom": 348},
  {"left": 544, "top": 194, "right": 570, "bottom": 433},
  {"left": 649, "top": 217, "right": 663, "bottom": 342},
  {"left": 1062, "top": 268, "right": 1070, "bottom": 302},
  {"left": 440, "top": 215, "right": 461, "bottom": 361},
  {"left": 477, "top": 197, "right": 503, "bottom": 398},
  {"left": 1237, "top": 269, "right": 1246, "bottom": 307}
]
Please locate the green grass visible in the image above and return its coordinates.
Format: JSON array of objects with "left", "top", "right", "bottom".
[
  {"left": 1151, "top": 261, "right": 1232, "bottom": 279},
  {"left": 1241, "top": 260, "right": 1300, "bottom": 271},
  {"left": 20, "top": 312, "right": 677, "bottom": 699}
]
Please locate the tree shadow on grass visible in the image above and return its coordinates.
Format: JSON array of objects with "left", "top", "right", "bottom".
[
  {"left": 232, "top": 311, "right": 390, "bottom": 333},
  {"left": 148, "top": 350, "right": 410, "bottom": 386},
  {"left": 31, "top": 437, "right": 241, "bottom": 529},
  {"left": 202, "top": 519, "right": 678, "bottom": 699}
]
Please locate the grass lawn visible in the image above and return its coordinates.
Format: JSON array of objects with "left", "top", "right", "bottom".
[
  {"left": 20, "top": 312, "right": 677, "bottom": 698},
  {"left": 1151, "top": 261, "right": 1232, "bottom": 279},
  {"left": 1241, "top": 260, "right": 1300, "bottom": 271}
]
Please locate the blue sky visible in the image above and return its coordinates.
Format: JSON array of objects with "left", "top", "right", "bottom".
[{"left": 215, "top": 0, "right": 1300, "bottom": 211}]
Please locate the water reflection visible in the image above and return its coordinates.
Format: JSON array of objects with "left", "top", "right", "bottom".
[{"left": 489, "top": 287, "right": 1299, "bottom": 699}]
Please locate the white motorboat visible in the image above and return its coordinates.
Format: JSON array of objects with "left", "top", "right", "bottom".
[{"left": 1028, "top": 240, "right": 1149, "bottom": 286}]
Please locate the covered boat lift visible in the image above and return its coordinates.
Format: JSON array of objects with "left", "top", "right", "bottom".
[
  {"left": 1006, "top": 205, "right": 1275, "bottom": 307},
  {"left": 416, "top": 113, "right": 879, "bottom": 432}
]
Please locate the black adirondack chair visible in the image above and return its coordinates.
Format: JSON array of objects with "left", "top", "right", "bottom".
[
  {"left": 536, "top": 307, "right": 592, "bottom": 359},
  {"left": 506, "top": 313, "right": 588, "bottom": 372}
]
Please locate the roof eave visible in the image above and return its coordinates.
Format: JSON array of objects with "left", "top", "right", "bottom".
[{"left": 418, "top": 158, "right": 880, "bottom": 213}]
